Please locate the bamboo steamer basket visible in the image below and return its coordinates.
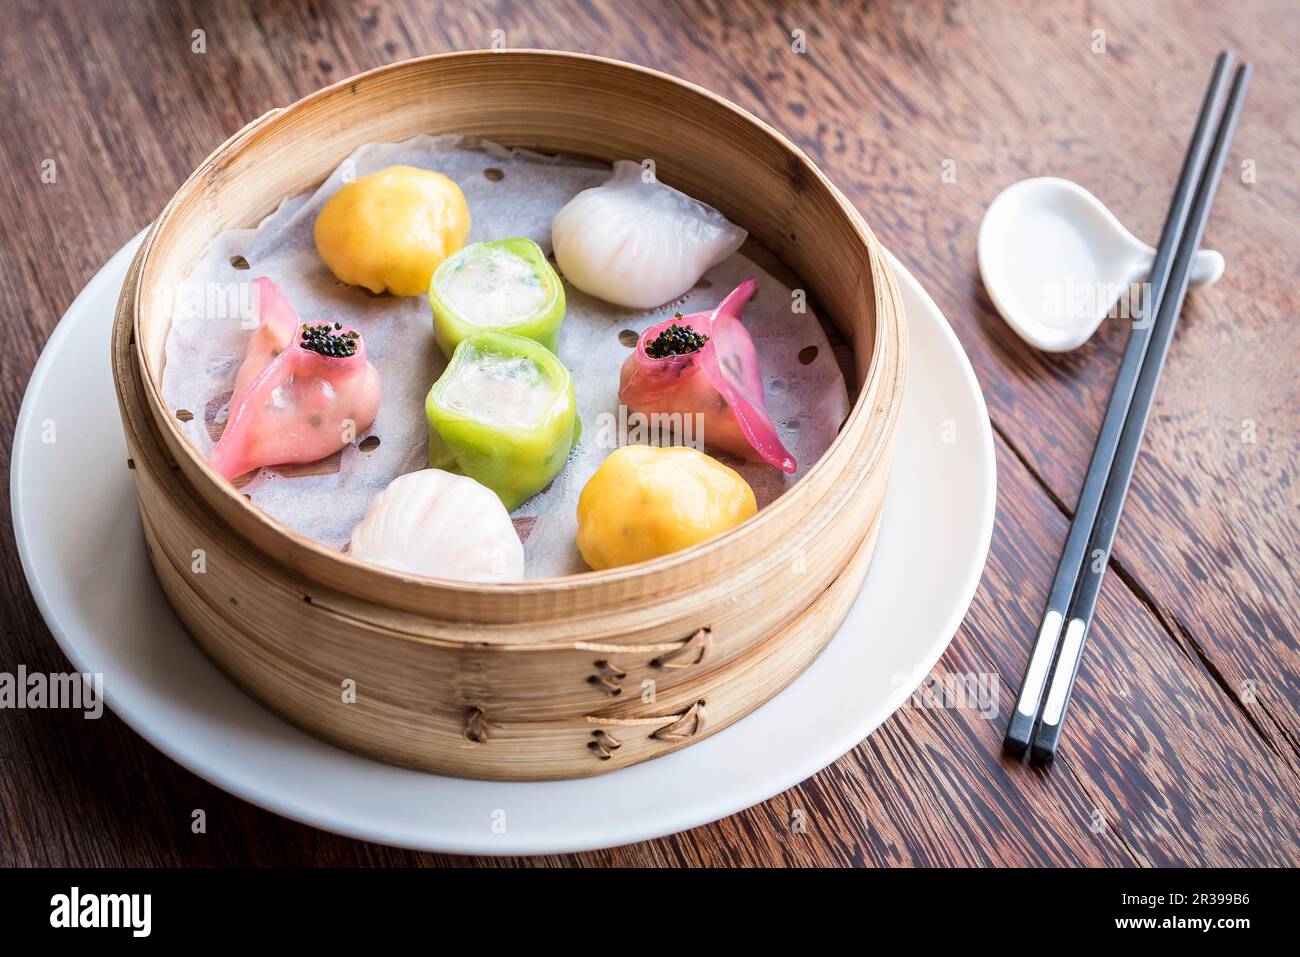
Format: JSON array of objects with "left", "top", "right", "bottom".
[{"left": 112, "top": 51, "right": 907, "bottom": 781}]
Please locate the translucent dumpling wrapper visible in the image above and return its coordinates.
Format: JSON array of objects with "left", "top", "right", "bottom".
[
  {"left": 425, "top": 331, "right": 580, "bottom": 511},
  {"left": 229, "top": 276, "right": 297, "bottom": 403},
  {"left": 209, "top": 277, "right": 382, "bottom": 481},
  {"left": 618, "top": 278, "right": 796, "bottom": 473},
  {"left": 429, "top": 237, "right": 566, "bottom": 357},
  {"left": 551, "top": 160, "right": 747, "bottom": 310},
  {"left": 349, "top": 469, "right": 525, "bottom": 582}
]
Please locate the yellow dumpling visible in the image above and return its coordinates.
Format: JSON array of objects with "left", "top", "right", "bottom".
[
  {"left": 576, "top": 445, "right": 757, "bottom": 570},
  {"left": 314, "top": 165, "right": 471, "bottom": 297}
]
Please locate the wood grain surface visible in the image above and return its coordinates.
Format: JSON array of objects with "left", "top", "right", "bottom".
[{"left": 1, "top": 0, "right": 1296, "bottom": 866}]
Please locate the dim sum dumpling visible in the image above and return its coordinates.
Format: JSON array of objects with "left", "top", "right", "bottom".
[
  {"left": 209, "top": 277, "right": 382, "bottom": 481},
  {"left": 349, "top": 469, "right": 525, "bottom": 582},
  {"left": 429, "top": 237, "right": 566, "bottom": 357},
  {"left": 425, "top": 332, "right": 580, "bottom": 511},
  {"left": 551, "top": 160, "right": 747, "bottom": 310},
  {"left": 618, "top": 279, "right": 796, "bottom": 472}
]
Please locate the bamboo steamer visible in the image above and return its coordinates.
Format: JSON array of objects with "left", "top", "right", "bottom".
[{"left": 111, "top": 51, "right": 907, "bottom": 781}]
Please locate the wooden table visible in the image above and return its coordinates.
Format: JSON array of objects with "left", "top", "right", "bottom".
[{"left": 2, "top": 0, "right": 1296, "bottom": 867}]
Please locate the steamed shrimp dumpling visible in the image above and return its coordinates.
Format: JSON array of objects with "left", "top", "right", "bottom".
[
  {"left": 551, "top": 160, "right": 747, "bottom": 309},
  {"left": 349, "top": 469, "right": 524, "bottom": 582}
]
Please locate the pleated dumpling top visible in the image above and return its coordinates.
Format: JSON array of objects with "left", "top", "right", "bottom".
[
  {"left": 551, "top": 160, "right": 747, "bottom": 310},
  {"left": 349, "top": 469, "right": 525, "bottom": 583}
]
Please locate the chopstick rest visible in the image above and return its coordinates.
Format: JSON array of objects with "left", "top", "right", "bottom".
[{"left": 978, "top": 177, "right": 1224, "bottom": 352}]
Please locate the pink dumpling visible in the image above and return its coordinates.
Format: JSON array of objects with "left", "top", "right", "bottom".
[
  {"left": 209, "top": 278, "right": 381, "bottom": 481},
  {"left": 229, "top": 276, "right": 299, "bottom": 403},
  {"left": 618, "top": 279, "right": 795, "bottom": 472}
]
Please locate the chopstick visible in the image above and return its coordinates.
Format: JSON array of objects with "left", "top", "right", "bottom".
[
  {"left": 1029, "top": 60, "right": 1252, "bottom": 765},
  {"left": 1002, "top": 52, "right": 1238, "bottom": 758}
]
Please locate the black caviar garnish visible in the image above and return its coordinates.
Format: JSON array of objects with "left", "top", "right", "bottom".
[
  {"left": 644, "top": 323, "right": 709, "bottom": 359},
  {"left": 300, "top": 322, "right": 359, "bottom": 358}
]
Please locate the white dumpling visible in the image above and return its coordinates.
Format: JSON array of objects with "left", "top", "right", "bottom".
[
  {"left": 349, "top": 469, "right": 524, "bottom": 582},
  {"left": 551, "top": 160, "right": 747, "bottom": 309}
]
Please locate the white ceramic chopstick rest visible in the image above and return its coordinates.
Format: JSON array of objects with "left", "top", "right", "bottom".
[{"left": 977, "top": 177, "right": 1224, "bottom": 352}]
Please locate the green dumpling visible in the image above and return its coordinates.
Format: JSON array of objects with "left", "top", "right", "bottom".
[
  {"left": 428, "top": 237, "right": 566, "bottom": 357},
  {"left": 425, "top": 331, "right": 579, "bottom": 511}
]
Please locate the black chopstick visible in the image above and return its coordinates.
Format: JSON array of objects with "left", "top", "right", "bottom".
[
  {"left": 1002, "top": 52, "right": 1237, "bottom": 757},
  {"left": 1029, "top": 61, "right": 1252, "bottom": 765}
]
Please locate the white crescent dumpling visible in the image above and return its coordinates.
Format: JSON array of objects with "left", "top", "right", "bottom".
[
  {"left": 349, "top": 469, "right": 525, "bottom": 582},
  {"left": 551, "top": 160, "right": 747, "bottom": 310}
]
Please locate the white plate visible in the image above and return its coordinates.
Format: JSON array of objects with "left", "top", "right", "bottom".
[{"left": 11, "top": 232, "right": 995, "bottom": 855}]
